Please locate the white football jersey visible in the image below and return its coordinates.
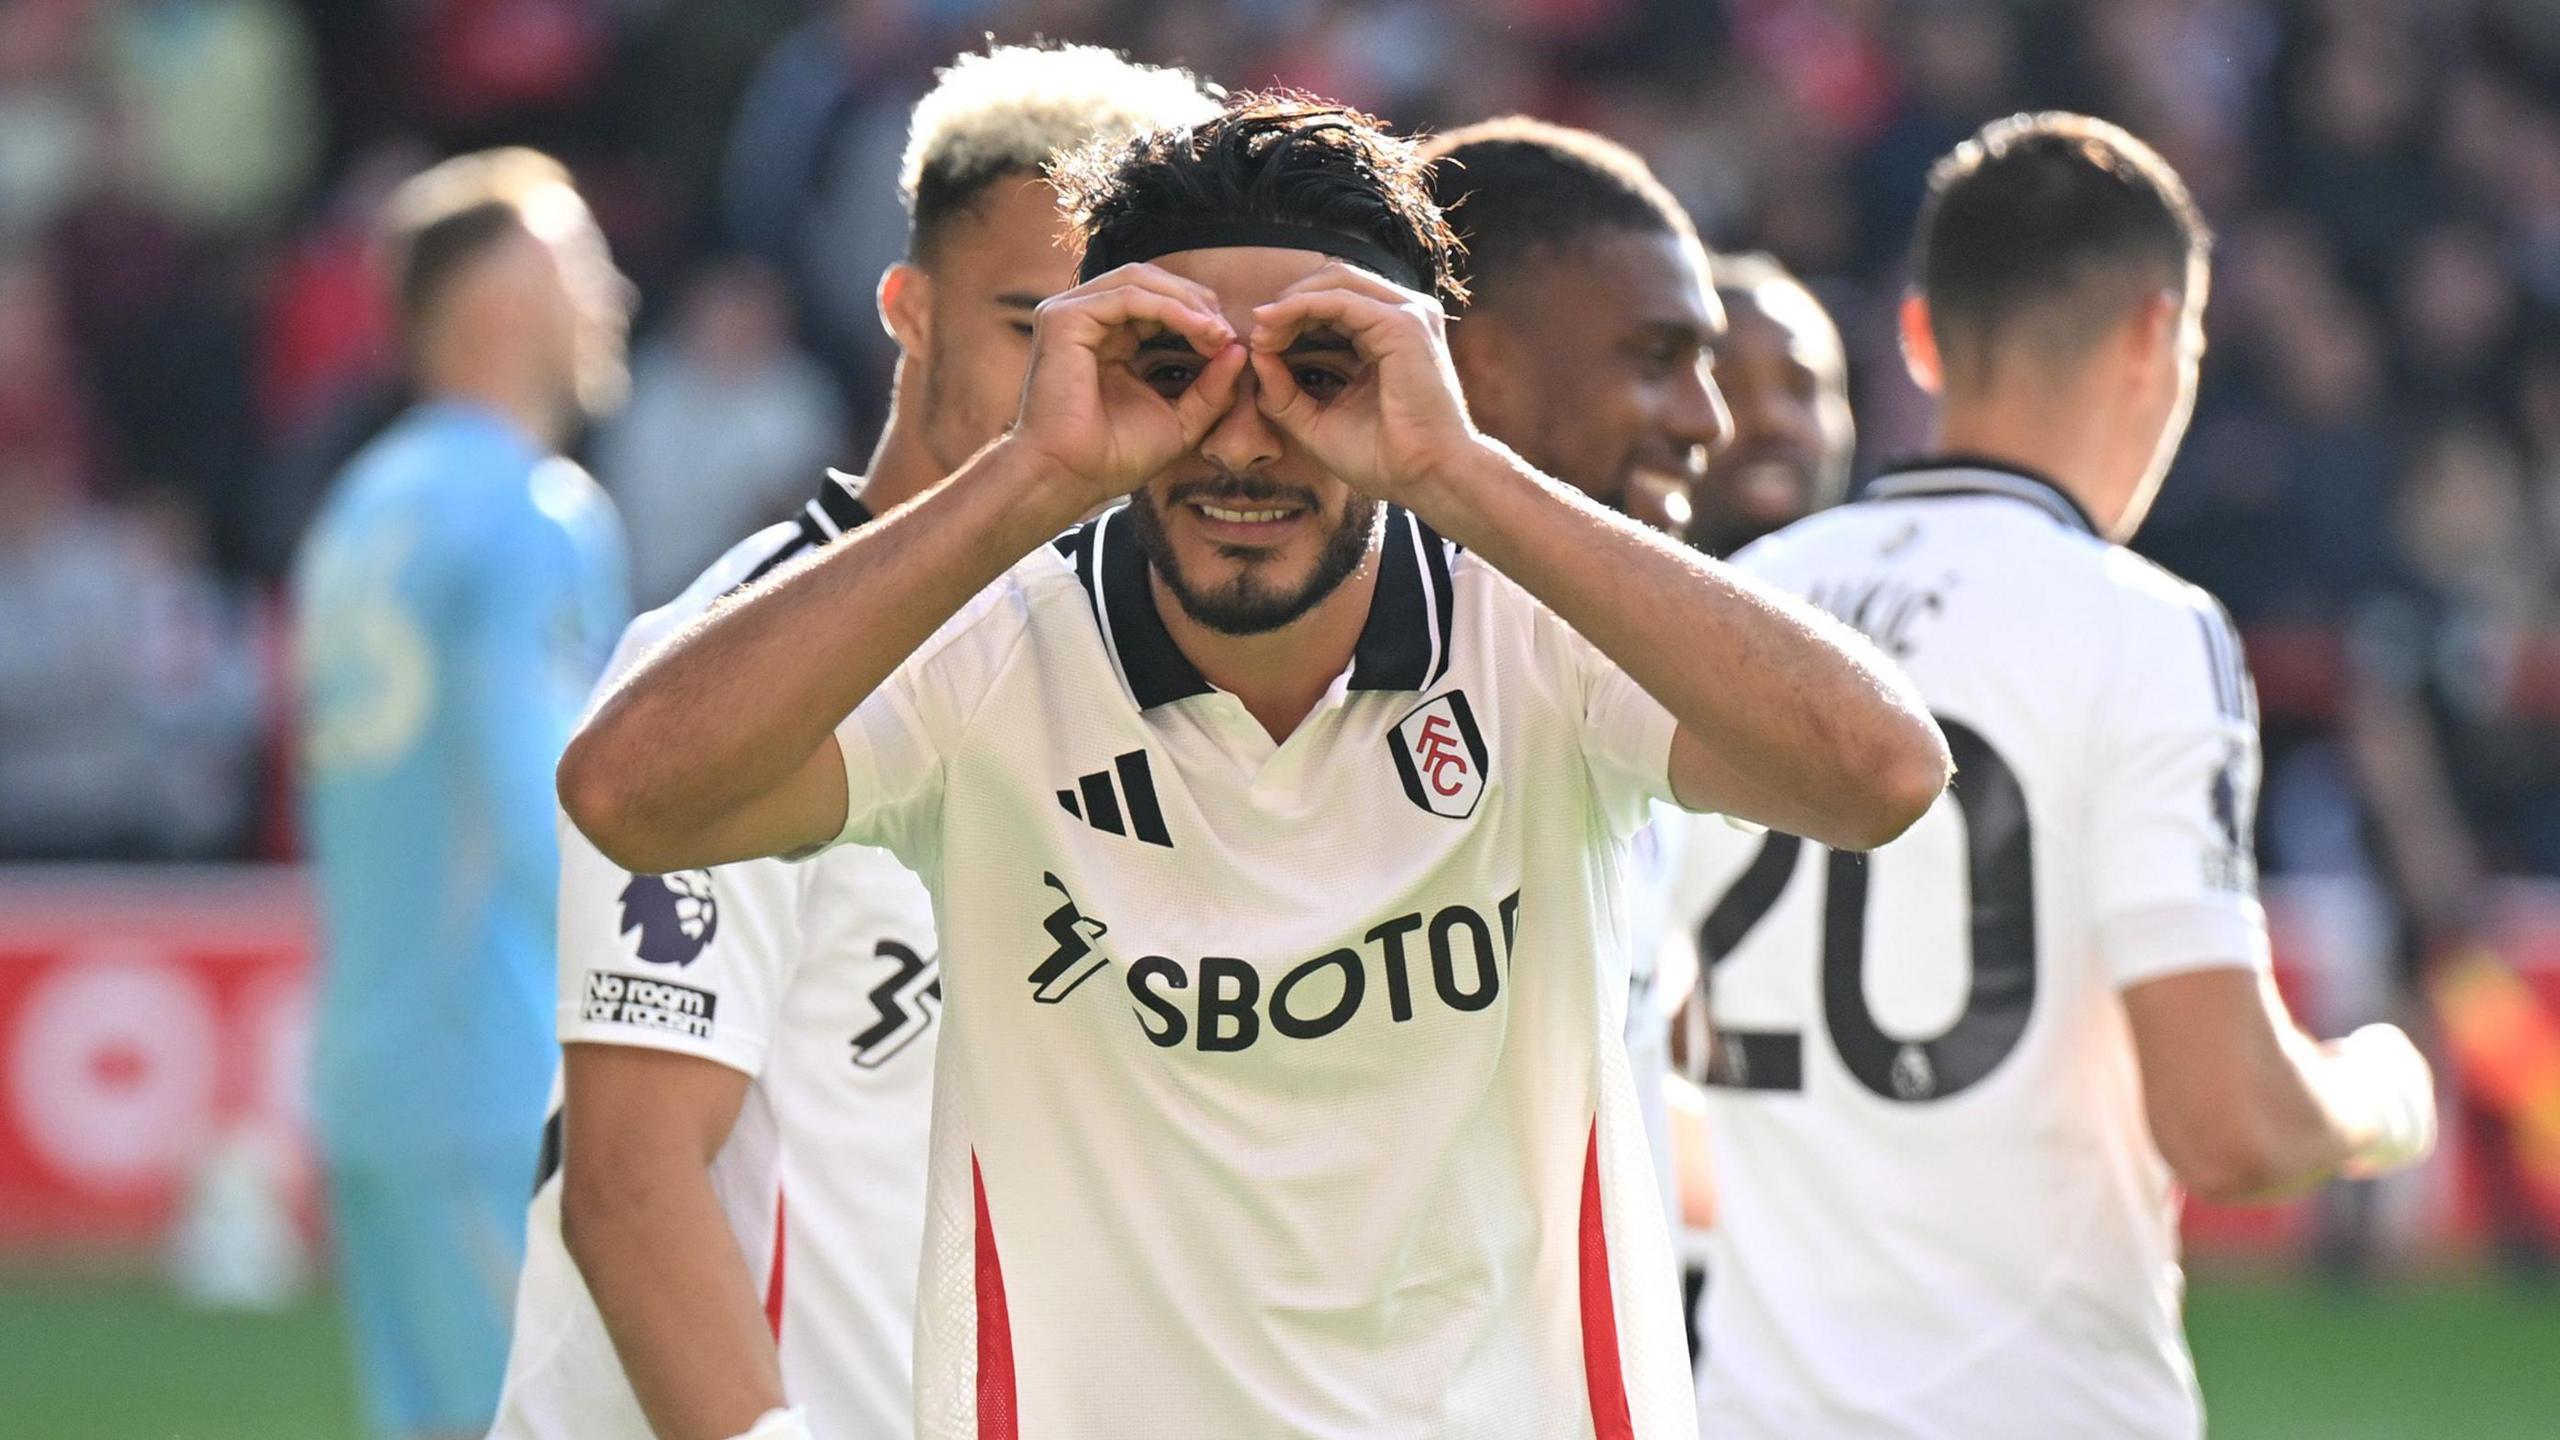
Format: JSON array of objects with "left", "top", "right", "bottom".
[
  {"left": 1673, "top": 463, "right": 2265, "bottom": 1439},
  {"left": 494, "top": 479, "right": 941, "bottom": 1440},
  {"left": 1623, "top": 804, "right": 1689, "bottom": 1240},
  {"left": 824, "top": 503, "right": 1698, "bottom": 1439}
]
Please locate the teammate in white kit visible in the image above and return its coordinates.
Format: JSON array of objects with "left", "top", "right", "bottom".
[
  {"left": 1671, "top": 113, "right": 2439, "bottom": 1438},
  {"left": 1421, "top": 116, "right": 1732, "bottom": 1250},
  {"left": 564, "top": 95, "right": 1950, "bottom": 1439},
  {"left": 491, "top": 48, "right": 1216, "bottom": 1440}
]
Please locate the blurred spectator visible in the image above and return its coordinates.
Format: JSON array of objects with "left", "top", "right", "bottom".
[
  {"left": 598, "top": 257, "right": 846, "bottom": 607},
  {"left": 721, "top": 1, "right": 948, "bottom": 409},
  {"left": 0, "top": 483, "right": 263, "bottom": 860},
  {"left": 0, "top": 0, "right": 105, "bottom": 253},
  {"left": 99, "top": 0, "right": 322, "bottom": 236},
  {"left": 0, "top": 256, "right": 263, "bottom": 857}
]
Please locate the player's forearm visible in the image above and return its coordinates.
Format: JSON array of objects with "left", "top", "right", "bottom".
[
  {"left": 2146, "top": 974, "right": 2435, "bottom": 1204},
  {"left": 2178, "top": 1025, "right": 2363, "bottom": 1204},
  {"left": 1418, "top": 444, "right": 1948, "bottom": 849},
  {"left": 561, "top": 1161, "right": 787, "bottom": 1440},
  {"left": 562, "top": 440, "right": 1081, "bottom": 870}
]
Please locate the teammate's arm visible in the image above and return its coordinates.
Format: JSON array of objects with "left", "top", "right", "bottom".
[
  {"left": 1247, "top": 265, "right": 1947, "bottom": 850},
  {"left": 558, "top": 1044, "right": 783, "bottom": 1440},
  {"left": 2097, "top": 600, "right": 2434, "bottom": 1203},
  {"left": 2124, "top": 971, "right": 2434, "bottom": 1203},
  {"left": 561, "top": 265, "right": 1246, "bottom": 874}
]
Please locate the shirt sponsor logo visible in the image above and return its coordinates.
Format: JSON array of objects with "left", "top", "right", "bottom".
[
  {"left": 850, "top": 938, "right": 942, "bottom": 1069},
  {"left": 1028, "top": 873, "right": 1112, "bottom": 1003},
  {"left": 1390, "top": 690, "right": 1489, "bottom": 820},
  {"left": 1026, "top": 875, "right": 1524, "bottom": 1053},
  {"left": 618, "top": 870, "right": 720, "bottom": 966},
  {"left": 583, "top": 971, "right": 716, "bottom": 1039}
]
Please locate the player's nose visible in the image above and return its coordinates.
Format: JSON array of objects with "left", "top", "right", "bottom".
[
  {"left": 1202, "top": 363, "right": 1285, "bottom": 475},
  {"left": 1670, "top": 357, "right": 1734, "bottom": 457}
]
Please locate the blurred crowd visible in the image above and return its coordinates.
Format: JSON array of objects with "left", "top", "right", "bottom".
[{"left": 1, "top": 0, "right": 2555, "bottom": 901}]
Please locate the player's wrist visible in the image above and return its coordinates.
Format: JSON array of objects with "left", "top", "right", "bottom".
[
  {"left": 1395, "top": 434, "right": 1528, "bottom": 543},
  {"left": 976, "top": 434, "right": 1112, "bottom": 534},
  {"left": 2327, "top": 1022, "right": 2438, "bottom": 1179}
]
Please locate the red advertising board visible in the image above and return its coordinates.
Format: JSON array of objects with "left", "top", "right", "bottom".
[
  {"left": 0, "top": 866, "right": 2553, "bottom": 1259},
  {"left": 0, "top": 868, "right": 316, "bottom": 1251}
]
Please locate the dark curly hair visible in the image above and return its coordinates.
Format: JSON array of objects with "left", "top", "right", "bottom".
[
  {"left": 1050, "top": 92, "right": 1466, "bottom": 306},
  {"left": 1421, "top": 116, "right": 1698, "bottom": 303}
]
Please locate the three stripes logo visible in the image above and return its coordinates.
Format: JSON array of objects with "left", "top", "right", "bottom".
[{"left": 1058, "top": 750, "right": 1174, "bottom": 848}]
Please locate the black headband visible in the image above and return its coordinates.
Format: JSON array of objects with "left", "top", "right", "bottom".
[{"left": 1077, "top": 220, "right": 1423, "bottom": 292}]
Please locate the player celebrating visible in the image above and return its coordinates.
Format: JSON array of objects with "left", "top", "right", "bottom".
[
  {"left": 490, "top": 47, "right": 1218, "bottom": 1440},
  {"left": 1421, "top": 114, "right": 1731, "bottom": 1257},
  {"left": 1687, "top": 251, "right": 1856, "bottom": 560},
  {"left": 1672, "top": 114, "right": 2438, "bottom": 1438},
  {"left": 563, "top": 96, "right": 1948, "bottom": 1438},
  {"left": 1420, "top": 118, "right": 1729, "bottom": 540},
  {"left": 293, "top": 149, "right": 632, "bottom": 1440}
]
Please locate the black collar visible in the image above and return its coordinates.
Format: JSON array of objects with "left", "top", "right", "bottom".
[
  {"left": 1860, "top": 455, "right": 2099, "bottom": 537},
  {"left": 803, "top": 469, "right": 874, "bottom": 542},
  {"left": 1053, "top": 504, "right": 1459, "bottom": 710},
  {"left": 738, "top": 471, "right": 877, "bottom": 590}
]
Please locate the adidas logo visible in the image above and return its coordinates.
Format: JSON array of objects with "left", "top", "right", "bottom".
[{"left": 1058, "top": 750, "right": 1173, "bottom": 848}]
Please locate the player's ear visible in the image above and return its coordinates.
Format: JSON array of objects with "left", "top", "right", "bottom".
[
  {"left": 880, "top": 262, "right": 931, "bottom": 354},
  {"left": 2119, "top": 288, "right": 2182, "bottom": 383},
  {"left": 1898, "top": 291, "right": 1943, "bottom": 397}
]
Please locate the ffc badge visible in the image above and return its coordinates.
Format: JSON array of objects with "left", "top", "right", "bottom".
[{"left": 1390, "top": 690, "right": 1490, "bottom": 819}]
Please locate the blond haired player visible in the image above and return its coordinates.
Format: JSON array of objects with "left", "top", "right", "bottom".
[
  {"left": 1673, "top": 114, "right": 2437, "bottom": 1437},
  {"left": 489, "top": 47, "right": 1217, "bottom": 1440}
]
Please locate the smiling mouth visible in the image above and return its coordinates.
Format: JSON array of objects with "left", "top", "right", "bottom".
[{"left": 1195, "top": 502, "right": 1303, "bottom": 524}]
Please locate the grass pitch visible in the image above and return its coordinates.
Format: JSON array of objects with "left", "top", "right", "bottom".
[{"left": 1, "top": 1267, "right": 2553, "bottom": 1437}]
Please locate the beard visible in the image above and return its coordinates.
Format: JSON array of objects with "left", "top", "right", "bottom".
[{"left": 1129, "top": 475, "right": 1381, "bottom": 636}]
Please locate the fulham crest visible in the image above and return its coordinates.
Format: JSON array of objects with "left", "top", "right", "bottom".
[{"left": 1391, "top": 691, "right": 1489, "bottom": 819}]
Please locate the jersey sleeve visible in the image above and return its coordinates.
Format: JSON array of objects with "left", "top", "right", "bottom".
[
  {"left": 825, "top": 580, "right": 1031, "bottom": 872},
  {"left": 554, "top": 807, "right": 802, "bottom": 1075},
  {"left": 1531, "top": 605, "right": 1680, "bottom": 843},
  {"left": 2088, "top": 587, "right": 2271, "bottom": 987}
]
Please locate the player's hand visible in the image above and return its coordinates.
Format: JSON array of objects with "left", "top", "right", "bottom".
[
  {"left": 1011, "top": 264, "right": 1248, "bottom": 511},
  {"left": 2328, "top": 1022, "right": 2439, "bottom": 1178},
  {"left": 1247, "top": 264, "right": 1486, "bottom": 508}
]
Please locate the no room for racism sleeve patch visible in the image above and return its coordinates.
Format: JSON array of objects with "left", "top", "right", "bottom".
[{"left": 582, "top": 971, "right": 718, "bottom": 1040}]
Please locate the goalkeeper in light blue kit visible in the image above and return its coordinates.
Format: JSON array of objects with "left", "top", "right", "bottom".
[{"left": 292, "top": 149, "right": 632, "bottom": 1440}]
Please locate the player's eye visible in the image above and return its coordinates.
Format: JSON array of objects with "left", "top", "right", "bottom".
[
  {"left": 1007, "top": 320, "right": 1036, "bottom": 338},
  {"left": 1636, "top": 340, "right": 1698, "bottom": 378},
  {"left": 1139, "top": 359, "right": 1203, "bottom": 399},
  {"left": 1291, "top": 363, "right": 1351, "bottom": 401}
]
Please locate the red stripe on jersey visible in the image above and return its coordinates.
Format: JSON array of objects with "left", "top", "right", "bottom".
[
  {"left": 974, "top": 1154, "right": 1019, "bottom": 1439},
  {"left": 1579, "top": 1122, "right": 1636, "bottom": 1440},
  {"left": 764, "top": 1187, "right": 787, "bottom": 1340}
]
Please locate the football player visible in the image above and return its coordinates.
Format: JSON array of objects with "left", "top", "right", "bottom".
[
  {"left": 1673, "top": 113, "right": 2436, "bottom": 1438},
  {"left": 490, "top": 48, "right": 1217, "bottom": 1440}
]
